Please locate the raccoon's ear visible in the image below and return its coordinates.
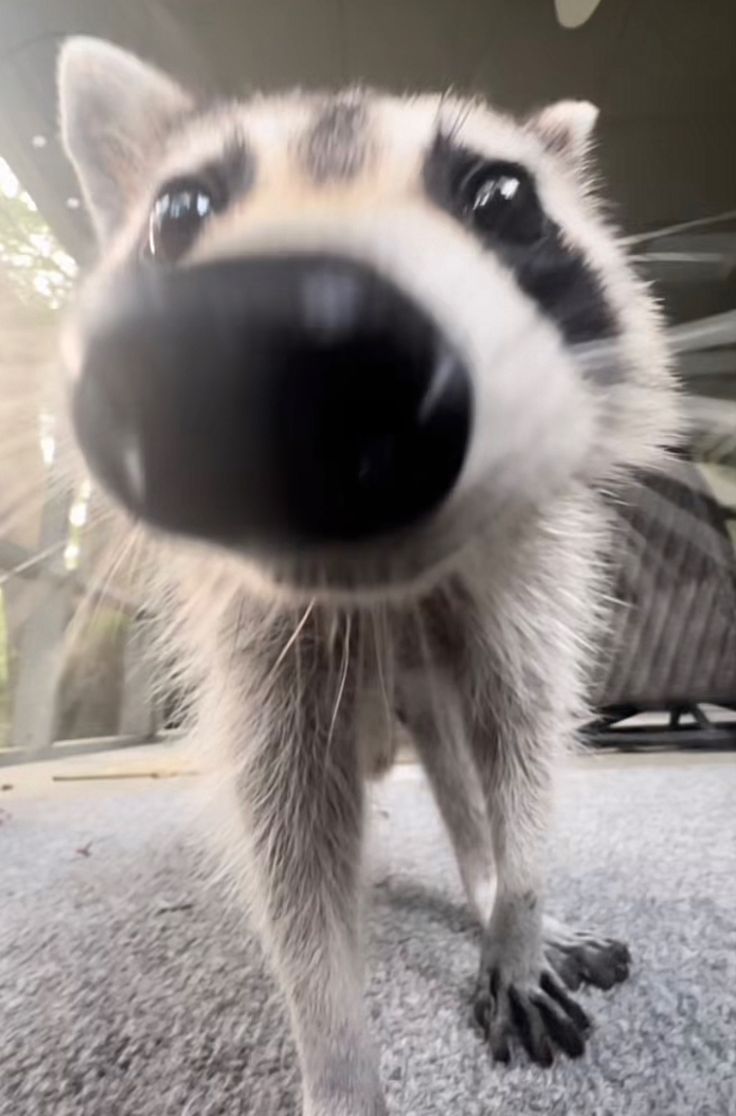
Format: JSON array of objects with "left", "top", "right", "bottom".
[
  {"left": 58, "top": 37, "right": 193, "bottom": 241},
  {"left": 526, "top": 100, "right": 599, "bottom": 176}
]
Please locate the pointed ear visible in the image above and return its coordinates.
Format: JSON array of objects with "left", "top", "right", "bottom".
[
  {"left": 526, "top": 100, "right": 599, "bottom": 175},
  {"left": 58, "top": 37, "right": 193, "bottom": 241}
]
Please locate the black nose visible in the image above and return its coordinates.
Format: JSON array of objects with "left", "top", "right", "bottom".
[{"left": 73, "top": 255, "right": 472, "bottom": 548}]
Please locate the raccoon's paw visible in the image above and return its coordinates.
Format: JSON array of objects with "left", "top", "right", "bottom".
[
  {"left": 543, "top": 917, "right": 631, "bottom": 992},
  {"left": 473, "top": 964, "right": 592, "bottom": 1066}
]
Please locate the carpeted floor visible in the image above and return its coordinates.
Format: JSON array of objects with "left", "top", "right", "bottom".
[{"left": 1, "top": 753, "right": 735, "bottom": 1116}]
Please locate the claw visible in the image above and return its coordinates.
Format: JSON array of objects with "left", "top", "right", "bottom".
[
  {"left": 474, "top": 964, "right": 592, "bottom": 1066},
  {"left": 534, "top": 995, "right": 586, "bottom": 1058},
  {"left": 509, "top": 987, "right": 555, "bottom": 1066},
  {"left": 541, "top": 971, "right": 592, "bottom": 1034},
  {"left": 489, "top": 1027, "right": 511, "bottom": 1064},
  {"left": 473, "top": 994, "right": 491, "bottom": 1033},
  {"left": 544, "top": 925, "right": 632, "bottom": 993}
]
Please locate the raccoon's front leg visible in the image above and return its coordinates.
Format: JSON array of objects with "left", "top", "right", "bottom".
[
  {"left": 468, "top": 696, "right": 594, "bottom": 1066},
  {"left": 403, "top": 657, "right": 592, "bottom": 1064},
  {"left": 471, "top": 758, "right": 594, "bottom": 1062},
  {"left": 399, "top": 676, "right": 496, "bottom": 926},
  {"left": 469, "top": 651, "right": 603, "bottom": 1062},
  {"left": 402, "top": 672, "right": 629, "bottom": 1001},
  {"left": 221, "top": 613, "right": 386, "bottom": 1116}
]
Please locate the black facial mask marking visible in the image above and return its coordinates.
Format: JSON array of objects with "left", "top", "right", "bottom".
[{"left": 423, "top": 133, "right": 617, "bottom": 352}]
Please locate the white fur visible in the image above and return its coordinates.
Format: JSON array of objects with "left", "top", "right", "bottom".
[{"left": 57, "top": 38, "right": 680, "bottom": 1113}]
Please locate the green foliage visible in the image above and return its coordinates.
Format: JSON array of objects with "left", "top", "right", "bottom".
[
  {"left": 0, "top": 157, "right": 79, "bottom": 748},
  {"left": 0, "top": 157, "right": 76, "bottom": 309}
]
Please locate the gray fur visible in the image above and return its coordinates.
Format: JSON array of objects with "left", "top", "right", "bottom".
[
  {"left": 177, "top": 491, "right": 622, "bottom": 1102},
  {"left": 57, "top": 38, "right": 679, "bottom": 1115},
  {"left": 299, "top": 100, "right": 370, "bottom": 184},
  {"left": 195, "top": 601, "right": 388, "bottom": 1114}
]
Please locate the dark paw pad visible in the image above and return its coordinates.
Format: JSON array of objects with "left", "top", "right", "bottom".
[
  {"left": 544, "top": 927, "right": 631, "bottom": 992},
  {"left": 474, "top": 967, "right": 592, "bottom": 1066}
]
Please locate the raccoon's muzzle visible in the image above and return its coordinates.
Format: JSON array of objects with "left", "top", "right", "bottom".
[{"left": 72, "top": 254, "right": 472, "bottom": 550}]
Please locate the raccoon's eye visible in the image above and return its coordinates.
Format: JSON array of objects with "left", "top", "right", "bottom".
[
  {"left": 146, "top": 178, "right": 222, "bottom": 263},
  {"left": 460, "top": 162, "right": 544, "bottom": 245}
]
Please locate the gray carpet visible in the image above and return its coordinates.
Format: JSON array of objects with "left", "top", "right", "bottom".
[{"left": 2, "top": 757, "right": 735, "bottom": 1116}]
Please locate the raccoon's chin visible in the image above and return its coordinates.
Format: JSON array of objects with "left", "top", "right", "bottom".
[
  {"left": 232, "top": 534, "right": 466, "bottom": 606},
  {"left": 241, "top": 460, "right": 599, "bottom": 604},
  {"left": 221, "top": 485, "right": 528, "bottom": 604}
]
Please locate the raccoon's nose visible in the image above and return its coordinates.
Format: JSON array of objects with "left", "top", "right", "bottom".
[{"left": 73, "top": 255, "right": 472, "bottom": 548}]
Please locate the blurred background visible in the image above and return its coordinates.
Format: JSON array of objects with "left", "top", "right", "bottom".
[{"left": 0, "top": 0, "right": 734, "bottom": 760}]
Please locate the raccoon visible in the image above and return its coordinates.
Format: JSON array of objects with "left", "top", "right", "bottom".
[{"left": 58, "top": 37, "right": 680, "bottom": 1116}]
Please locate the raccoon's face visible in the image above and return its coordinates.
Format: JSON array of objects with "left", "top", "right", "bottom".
[{"left": 59, "top": 38, "right": 672, "bottom": 597}]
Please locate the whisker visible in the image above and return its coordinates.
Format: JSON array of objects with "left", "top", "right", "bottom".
[
  {"left": 62, "top": 516, "right": 145, "bottom": 654},
  {"left": 272, "top": 598, "right": 315, "bottom": 673},
  {"left": 372, "top": 605, "right": 393, "bottom": 744},
  {"left": 326, "top": 611, "right": 351, "bottom": 759},
  {"left": 608, "top": 479, "right": 734, "bottom": 569},
  {"left": 0, "top": 502, "right": 115, "bottom": 588}
]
